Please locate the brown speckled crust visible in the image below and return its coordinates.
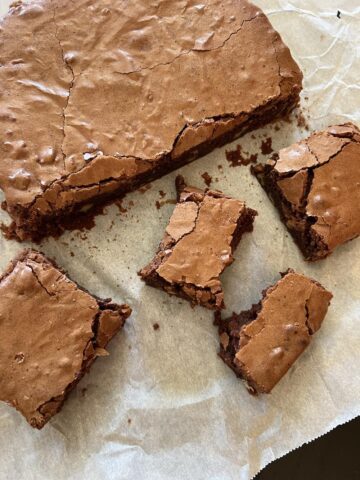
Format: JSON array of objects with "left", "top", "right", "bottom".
[
  {"left": 253, "top": 123, "right": 360, "bottom": 261},
  {"left": 0, "top": 0, "right": 302, "bottom": 241},
  {"left": 216, "top": 270, "right": 332, "bottom": 394},
  {"left": 139, "top": 176, "right": 257, "bottom": 310},
  {"left": 0, "top": 249, "right": 131, "bottom": 429}
]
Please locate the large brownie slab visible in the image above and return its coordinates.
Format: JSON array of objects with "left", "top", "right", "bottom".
[
  {"left": 253, "top": 123, "right": 360, "bottom": 261},
  {"left": 0, "top": 0, "right": 302, "bottom": 241},
  {"left": 0, "top": 249, "right": 131, "bottom": 429}
]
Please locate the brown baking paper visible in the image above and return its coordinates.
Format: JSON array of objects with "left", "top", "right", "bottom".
[{"left": 0, "top": 1, "right": 359, "bottom": 478}]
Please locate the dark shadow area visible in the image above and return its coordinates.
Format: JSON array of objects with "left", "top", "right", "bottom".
[{"left": 256, "top": 417, "right": 360, "bottom": 480}]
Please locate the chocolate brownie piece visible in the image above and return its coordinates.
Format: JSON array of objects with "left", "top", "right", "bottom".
[
  {"left": 216, "top": 270, "right": 332, "bottom": 394},
  {"left": 0, "top": 0, "right": 302, "bottom": 241},
  {"left": 0, "top": 249, "right": 131, "bottom": 429},
  {"left": 139, "top": 176, "right": 257, "bottom": 310},
  {"left": 253, "top": 123, "right": 360, "bottom": 261}
]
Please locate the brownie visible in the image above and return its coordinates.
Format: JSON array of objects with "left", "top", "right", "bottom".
[
  {"left": 216, "top": 270, "right": 332, "bottom": 394},
  {"left": 253, "top": 123, "right": 360, "bottom": 261},
  {"left": 139, "top": 176, "right": 257, "bottom": 310},
  {"left": 0, "top": 0, "right": 302, "bottom": 241},
  {"left": 0, "top": 249, "right": 131, "bottom": 429}
]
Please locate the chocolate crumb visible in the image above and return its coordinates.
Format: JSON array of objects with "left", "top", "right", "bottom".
[
  {"left": 217, "top": 165, "right": 223, "bottom": 172},
  {"left": 70, "top": 251, "right": 74, "bottom": 257},
  {"left": 139, "top": 183, "right": 152, "bottom": 194},
  {"left": 337, "top": 10, "right": 341, "bottom": 18},
  {"left": 201, "top": 172, "right": 212, "bottom": 187},
  {"left": 260, "top": 137, "right": 273, "bottom": 155},
  {"left": 81, "top": 388, "right": 87, "bottom": 397},
  {"left": 296, "top": 111, "right": 310, "bottom": 130},
  {"left": 159, "top": 190, "right": 166, "bottom": 198},
  {"left": 274, "top": 124, "right": 280, "bottom": 131},
  {"left": 153, "top": 323, "right": 160, "bottom": 331},
  {"left": 128, "top": 418, "right": 132, "bottom": 424},
  {"left": 226, "top": 145, "right": 258, "bottom": 167},
  {"left": 115, "top": 199, "right": 127, "bottom": 213},
  {"left": 155, "top": 199, "right": 177, "bottom": 209}
]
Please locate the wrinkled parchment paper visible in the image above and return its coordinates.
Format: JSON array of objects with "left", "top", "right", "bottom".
[{"left": 0, "top": 1, "right": 359, "bottom": 478}]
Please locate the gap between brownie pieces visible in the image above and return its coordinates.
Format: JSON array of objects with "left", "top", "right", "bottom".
[{"left": 2, "top": 91, "right": 300, "bottom": 243}]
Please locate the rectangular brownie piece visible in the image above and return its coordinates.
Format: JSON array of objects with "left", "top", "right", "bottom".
[
  {"left": 0, "top": 249, "right": 131, "bottom": 429},
  {"left": 139, "top": 176, "right": 257, "bottom": 310},
  {"left": 0, "top": 0, "right": 302, "bottom": 241},
  {"left": 253, "top": 123, "right": 360, "bottom": 260},
  {"left": 216, "top": 270, "right": 332, "bottom": 394}
]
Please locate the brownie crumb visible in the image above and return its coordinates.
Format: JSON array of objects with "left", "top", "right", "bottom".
[
  {"left": 159, "top": 190, "right": 166, "bottom": 198},
  {"left": 70, "top": 251, "right": 75, "bottom": 257},
  {"left": 153, "top": 323, "right": 160, "bottom": 331},
  {"left": 155, "top": 199, "right": 177, "bottom": 209},
  {"left": 260, "top": 137, "right": 273, "bottom": 155},
  {"left": 337, "top": 10, "right": 341, "bottom": 18},
  {"left": 139, "top": 183, "right": 152, "bottom": 194},
  {"left": 201, "top": 172, "right": 212, "bottom": 187},
  {"left": 128, "top": 418, "right": 132, "bottom": 425},
  {"left": 296, "top": 111, "right": 310, "bottom": 130},
  {"left": 225, "top": 145, "right": 258, "bottom": 167},
  {"left": 274, "top": 124, "right": 280, "bottom": 132},
  {"left": 217, "top": 165, "right": 224, "bottom": 172},
  {"left": 115, "top": 199, "right": 127, "bottom": 213}
]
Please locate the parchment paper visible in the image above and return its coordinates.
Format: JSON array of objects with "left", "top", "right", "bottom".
[{"left": 0, "top": 1, "right": 359, "bottom": 479}]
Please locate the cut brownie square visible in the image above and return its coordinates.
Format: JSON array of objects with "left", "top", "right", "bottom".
[
  {"left": 139, "top": 176, "right": 257, "bottom": 310},
  {"left": 253, "top": 123, "right": 360, "bottom": 260},
  {"left": 0, "top": 0, "right": 302, "bottom": 241},
  {"left": 0, "top": 249, "right": 131, "bottom": 429},
  {"left": 216, "top": 270, "right": 332, "bottom": 394}
]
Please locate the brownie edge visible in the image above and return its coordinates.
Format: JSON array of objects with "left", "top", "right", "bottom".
[
  {"left": 0, "top": 249, "right": 131, "bottom": 429},
  {"left": 216, "top": 270, "right": 332, "bottom": 394}
]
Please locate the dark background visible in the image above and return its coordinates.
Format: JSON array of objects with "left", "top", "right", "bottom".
[{"left": 256, "top": 417, "right": 360, "bottom": 479}]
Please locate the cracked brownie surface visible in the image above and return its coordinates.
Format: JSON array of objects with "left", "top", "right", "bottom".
[
  {"left": 253, "top": 123, "right": 360, "bottom": 260},
  {"left": 139, "top": 175, "right": 257, "bottom": 310},
  {"left": 0, "top": 0, "right": 302, "bottom": 241},
  {"left": 0, "top": 249, "right": 131, "bottom": 429},
  {"left": 216, "top": 270, "right": 332, "bottom": 394}
]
